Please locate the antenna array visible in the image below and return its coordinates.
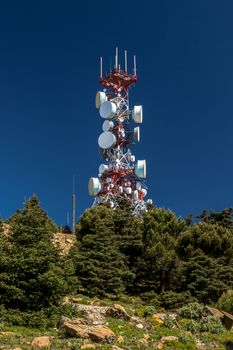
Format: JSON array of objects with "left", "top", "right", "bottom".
[{"left": 89, "top": 48, "right": 152, "bottom": 215}]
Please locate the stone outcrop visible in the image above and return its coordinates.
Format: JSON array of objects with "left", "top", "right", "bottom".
[
  {"left": 106, "top": 304, "right": 130, "bottom": 321},
  {"left": 57, "top": 317, "right": 115, "bottom": 343},
  {"left": 31, "top": 336, "right": 51, "bottom": 348},
  {"left": 51, "top": 233, "right": 76, "bottom": 255}
]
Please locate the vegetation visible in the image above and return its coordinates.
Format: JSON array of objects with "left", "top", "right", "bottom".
[{"left": 0, "top": 196, "right": 232, "bottom": 348}]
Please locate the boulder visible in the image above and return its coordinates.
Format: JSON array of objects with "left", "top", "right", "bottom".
[
  {"left": 60, "top": 319, "right": 115, "bottom": 343},
  {"left": 202, "top": 306, "right": 224, "bottom": 319},
  {"left": 31, "top": 336, "right": 51, "bottom": 348},
  {"left": 151, "top": 313, "right": 165, "bottom": 326},
  {"left": 222, "top": 311, "right": 233, "bottom": 330},
  {"left": 106, "top": 304, "right": 130, "bottom": 321},
  {"left": 57, "top": 316, "right": 88, "bottom": 329},
  {"left": 155, "top": 342, "right": 164, "bottom": 350},
  {"left": 87, "top": 325, "right": 115, "bottom": 343}
]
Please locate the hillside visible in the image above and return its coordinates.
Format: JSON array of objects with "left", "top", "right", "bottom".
[{"left": 1, "top": 295, "right": 233, "bottom": 349}]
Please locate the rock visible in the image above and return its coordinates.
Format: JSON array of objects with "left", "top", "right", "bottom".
[
  {"left": 31, "top": 336, "right": 51, "bottom": 348},
  {"left": 160, "top": 336, "right": 178, "bottom": 342},
  {"left": 136, "top": 323, "right": 144, "bottom": 329},
  {"left": 138, "top": 338, "right": 148, "bottom": 347},
  {"left": 87, "top": 325, "right": 115, "bottom": 343},
  {"left": 106, "top": 304, "right": 130, "bottom": 321},
  {"left": 11, "top": 348, "right": 22, "bottom": 350},
  {"left": 155, "top": 341, "right": 164, "bottom": 350},
  {"left": 60, "top": 320, "right": 115, "bottom": 343},
  {"left": 80, "top": 344, "right": 96, "bottom": 349},
  {"left": 117, "top": 335, "right": 124, "bottom": 343},
  {"left": 0, "top": 331, "right": 16, "bottom": 336},
  {"left": 63, "top": 322, "right": 88, "bottom": 337},
  {"left": 202, "top": 306, "right": 224, "bottom": 319},
  {"left": 110, "top": 346, "right": 124, "bottom": 350},
  {"left": 152, "top": 313, "right": 164, "bottom": 326},
  {"left": 57, "top": 316, "right": 88, "bottom": 329},
  {"left": 222, "top": 311, "right": 233, "bottom": 330}
]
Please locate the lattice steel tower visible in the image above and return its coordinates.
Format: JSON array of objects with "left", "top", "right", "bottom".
[{"left": 88, "top": 48, "right": 152, "bottom": 215}]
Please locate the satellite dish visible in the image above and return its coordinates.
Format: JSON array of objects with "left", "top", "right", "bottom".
[
  {"left": 102, "top": 120, "right": 114, "bottom": 132},
  {"left": 99, "top": 101, "right": 117, "bottom": 119},
  {"left": 98, "top": 131, "right": 116, "bottom": 149},
  {"left": 135, "top": 160, "right": 146, "bottom": 178},
  {"left": 133, "top": 127, "right": 140, "bottom": 142},
  {"left": 132, "top": 105, "right": 143, "bottom": 123},
  {"left": 95, "top": 91, "right": 107, "bottom": 109},
  {"left": 99, "top": 164, "right": 108, "bottom": 174},
  {"left": 88, "top": 177, "right": 101, "bottom": 196}
]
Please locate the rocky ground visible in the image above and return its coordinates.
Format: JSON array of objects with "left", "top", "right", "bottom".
[{"left": 1, "top": 295, "right": 233, "bottom": 349}]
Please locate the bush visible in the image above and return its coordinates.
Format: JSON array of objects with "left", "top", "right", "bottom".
[
  {"left": 216, "top": 289, "right": 233, "bottom": 313},
  {"left": 200, "top": 316, "right": 225, "bottom": 333},
  {"left": 178, "top": 303, "right": 203, "bottom": 320}
]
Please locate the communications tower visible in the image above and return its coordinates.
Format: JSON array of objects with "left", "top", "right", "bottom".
[{"left": 88, "top": 48, "right": 152, "bottom": 215}]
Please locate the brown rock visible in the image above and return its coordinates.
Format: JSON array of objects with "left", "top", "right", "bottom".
[
  {"left": 202, "top": 306, "right": 224, "bottom": 319},
  {"left": 110, "top": 346, "right": 124, "bottom": 350},
  {"left": 222, "top": 311, "right": 233, "bottom": 330},
  {"left": 31, "top": 336, "right": 51, "bottom": 348},
  {"left": 57, "top": 316, "right": 88, "bottom": 329},
  {"left": 152, "top": 313, "right": 165, "bottom": 326},
  {"left": 160, "top": 336, "right": 178, "bottom": 342},
  {"left": 155, "top": 341, "right": 164, "bottom": 350},
  {"left": 11, "top": 348, "right": 22, "bottom": 350},
  {"left": 106, "top": 304, "right": 130, "bottom": 320},
  {"left": 0, "top": 331, "right": 16, "bottom": 336},
  {"left": 80, "top": 344, "right": 96, "bottom": 349},
  {"left": 117, "top": 335, "right": 124, "bottom": 343},
  {"left": 87, "top": 325, "right": 115, "bottom": 342},
  {"left": 61, "top": 320, "right": 115, "bottom": 343}
]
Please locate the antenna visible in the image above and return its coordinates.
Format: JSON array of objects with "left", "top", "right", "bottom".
[
  {"left": 72, "top": 174, "right": 76, "bottom": 234},
  {"left": 124, "top": 50, "right": 128, "bottom": 72},
  {"left": 115, "top": 47, "right": 118, "bottom": 69},
  {"left": 100, "top": 57, "right": 103, "bottom": 78},
  {"left": 134, "top": 55, "right": 137, "bottom": 76}
]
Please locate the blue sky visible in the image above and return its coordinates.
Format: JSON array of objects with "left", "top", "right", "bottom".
[{"left": 0, "top": 0, "right": 232, "bottom": 225}]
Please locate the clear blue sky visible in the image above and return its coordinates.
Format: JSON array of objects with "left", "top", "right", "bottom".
[{"left": 0, "top": 0, "right": 232, "bottom": 225}]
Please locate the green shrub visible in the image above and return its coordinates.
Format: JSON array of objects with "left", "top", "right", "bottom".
[
  {"left": 216, "top": 289, "right": 233, "bottom": 313},
  {"left": 178, "top": 302, "right": 203, "bottom": 320},
  {"left": 200, "top": 316, "right": 225, "bottom": 334}
]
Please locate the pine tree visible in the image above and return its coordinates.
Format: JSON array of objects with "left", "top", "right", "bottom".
[
  {"left": 72, "top": 205, "right": 132, "bottom": 297},
  {"left": 0, "top": 196, "right": 74, "bottom": 311},
  {"left": 134, "top": 208, "right": 185, "bottom": 293}
]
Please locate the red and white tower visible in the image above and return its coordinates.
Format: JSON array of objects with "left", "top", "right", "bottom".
[{"left": 88, "top": 48, "right": 152, "bottom": 215}]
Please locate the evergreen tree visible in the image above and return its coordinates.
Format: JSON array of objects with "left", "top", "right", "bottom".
[
  {"left": 72, "top": 205, "right": 132, "bottom": 297},
  {"left": 134, "top": 208, "right": 186, "bottom": 293},
  {"left": 0, "top": 196, "right": 75, "bottom": 311}
]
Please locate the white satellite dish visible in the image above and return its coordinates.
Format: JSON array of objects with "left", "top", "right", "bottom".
[
  {"left": 98, "top": 131, "right": 116, "bottom": 149},
  {"left": 95, "top": 91, "right": 107, "bottom": 109},
  {"left": 99, "top": 164, "right": 108, "bottom": 174},
  {"left": 135, "top": 160, "right": 146, "bottom": 178},
  {"left": 132, "top": 105, "right": 143, "bottom": 123},
  {"left": 102, "top": 120, "right": 114, "bottom": 132},
  {"left": 133, "top": 127, "right": 140, "bottom": 142},
  {"left": 88, "top": 177, "right": 101, "bottom": 196},
  {"left": 99, "top": 101, "right": 117, "bottom": 119}
]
